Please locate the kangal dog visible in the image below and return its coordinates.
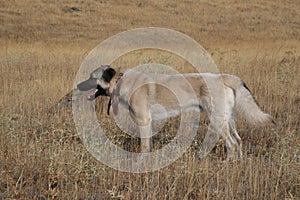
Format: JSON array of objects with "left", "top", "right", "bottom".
[{"left": 77, "top": 65, "right": 274, "bottom": 160}]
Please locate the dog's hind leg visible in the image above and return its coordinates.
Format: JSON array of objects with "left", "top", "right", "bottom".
[
  {"left": 221, "top": 122, "right": 239, "bottom": 160},
  {"left": 198, "top": 125, "right": 219, "bottom": 159},
  {"left": 229, "top": 119, "right": 242, "bottom": 158},
  {"left": 224, "top": 86, "right": 242, "bottom": 158},
  {"left": 222, "top": 86, "right": 240, "bottom": 160}
]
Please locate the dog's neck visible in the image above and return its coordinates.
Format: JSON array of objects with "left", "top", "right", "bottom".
[{"left": 107, "top": 71, "right": 123, "bottom": 115}]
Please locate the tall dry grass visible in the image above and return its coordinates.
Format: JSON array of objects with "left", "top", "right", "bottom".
[{"left": 0, "top": 40, "right": 299, "bottom": 199}]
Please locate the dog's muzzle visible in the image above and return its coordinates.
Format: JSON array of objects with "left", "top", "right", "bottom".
[
  {"left": 77, "top": 77, "right": 97, "bottom": 91},
  {"left": 77, "top": 78, "right": 108, "bottom": 101}
]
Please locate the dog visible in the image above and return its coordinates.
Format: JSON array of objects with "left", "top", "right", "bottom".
[{"left": 77, "top": 65, "right": 275, "bottom": 160}]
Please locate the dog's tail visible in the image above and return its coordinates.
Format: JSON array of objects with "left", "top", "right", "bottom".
[{"left": 222, "top": 74, "right": 275, "bottom": 126}]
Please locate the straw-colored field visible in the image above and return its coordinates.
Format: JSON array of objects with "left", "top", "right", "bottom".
[{"left": 0, "top": 0, "right": 299, "bottom": 199}]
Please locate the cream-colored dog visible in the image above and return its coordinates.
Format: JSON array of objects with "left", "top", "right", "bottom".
[{"left": 77, "top": 65, "right": 274, "bottom": 159}]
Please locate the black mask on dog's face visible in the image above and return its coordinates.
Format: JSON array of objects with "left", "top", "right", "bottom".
[{"left": 77, "top": 66, "right": 116, "bottom": 101}]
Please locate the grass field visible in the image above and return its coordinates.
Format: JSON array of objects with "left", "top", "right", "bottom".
[{"left": 0, "top": 0, "right": 299, "bottom": 199}]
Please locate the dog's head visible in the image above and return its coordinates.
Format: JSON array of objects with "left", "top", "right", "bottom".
[{"left": 77, "top": 65, "right": 116, "bottom": 100}]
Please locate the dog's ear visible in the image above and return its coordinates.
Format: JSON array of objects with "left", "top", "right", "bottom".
[{"left": 102, "top": 68, "right": 116, "bottom": 82}]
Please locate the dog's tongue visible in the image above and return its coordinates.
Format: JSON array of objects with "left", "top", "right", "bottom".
[{"left": 87, "top": 89, "right": 98, "bottom": 100}]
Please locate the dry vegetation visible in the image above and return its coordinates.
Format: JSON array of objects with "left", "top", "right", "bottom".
[{"left": 0, "top": 0, "right": 299, "bottom": 199}]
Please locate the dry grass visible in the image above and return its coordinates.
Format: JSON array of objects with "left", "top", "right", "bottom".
[
  {"left": 0, "top": 0, "right": 299, "bottom": 44},
  {"left": 0, "top": 0, "right": 299, "bottom": 199},
  {"left": 0, "top": 40, "right": 299, "bottom": 200}
]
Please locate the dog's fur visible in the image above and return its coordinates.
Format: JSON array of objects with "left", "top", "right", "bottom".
[{"left": 77, "top": 65, "right": 274, "bottom": 160}]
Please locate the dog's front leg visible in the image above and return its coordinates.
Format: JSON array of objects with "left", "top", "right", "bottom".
[
  {"left": 129, "top": 94, "right": 153, "bottom": 153},
  {"left": 129, "top": 107, "right": 153, "bottom": 152},
  {"left": 139, "top": 124, "right": 153, "bottom": 152}
]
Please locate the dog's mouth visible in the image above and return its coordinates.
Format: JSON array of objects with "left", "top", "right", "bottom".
[
  {"left": 84, "top": 85, "right": 109, "bottom": 101},
  {"left": 86, "top": 88, "right": 98, "bottom": 100}
]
